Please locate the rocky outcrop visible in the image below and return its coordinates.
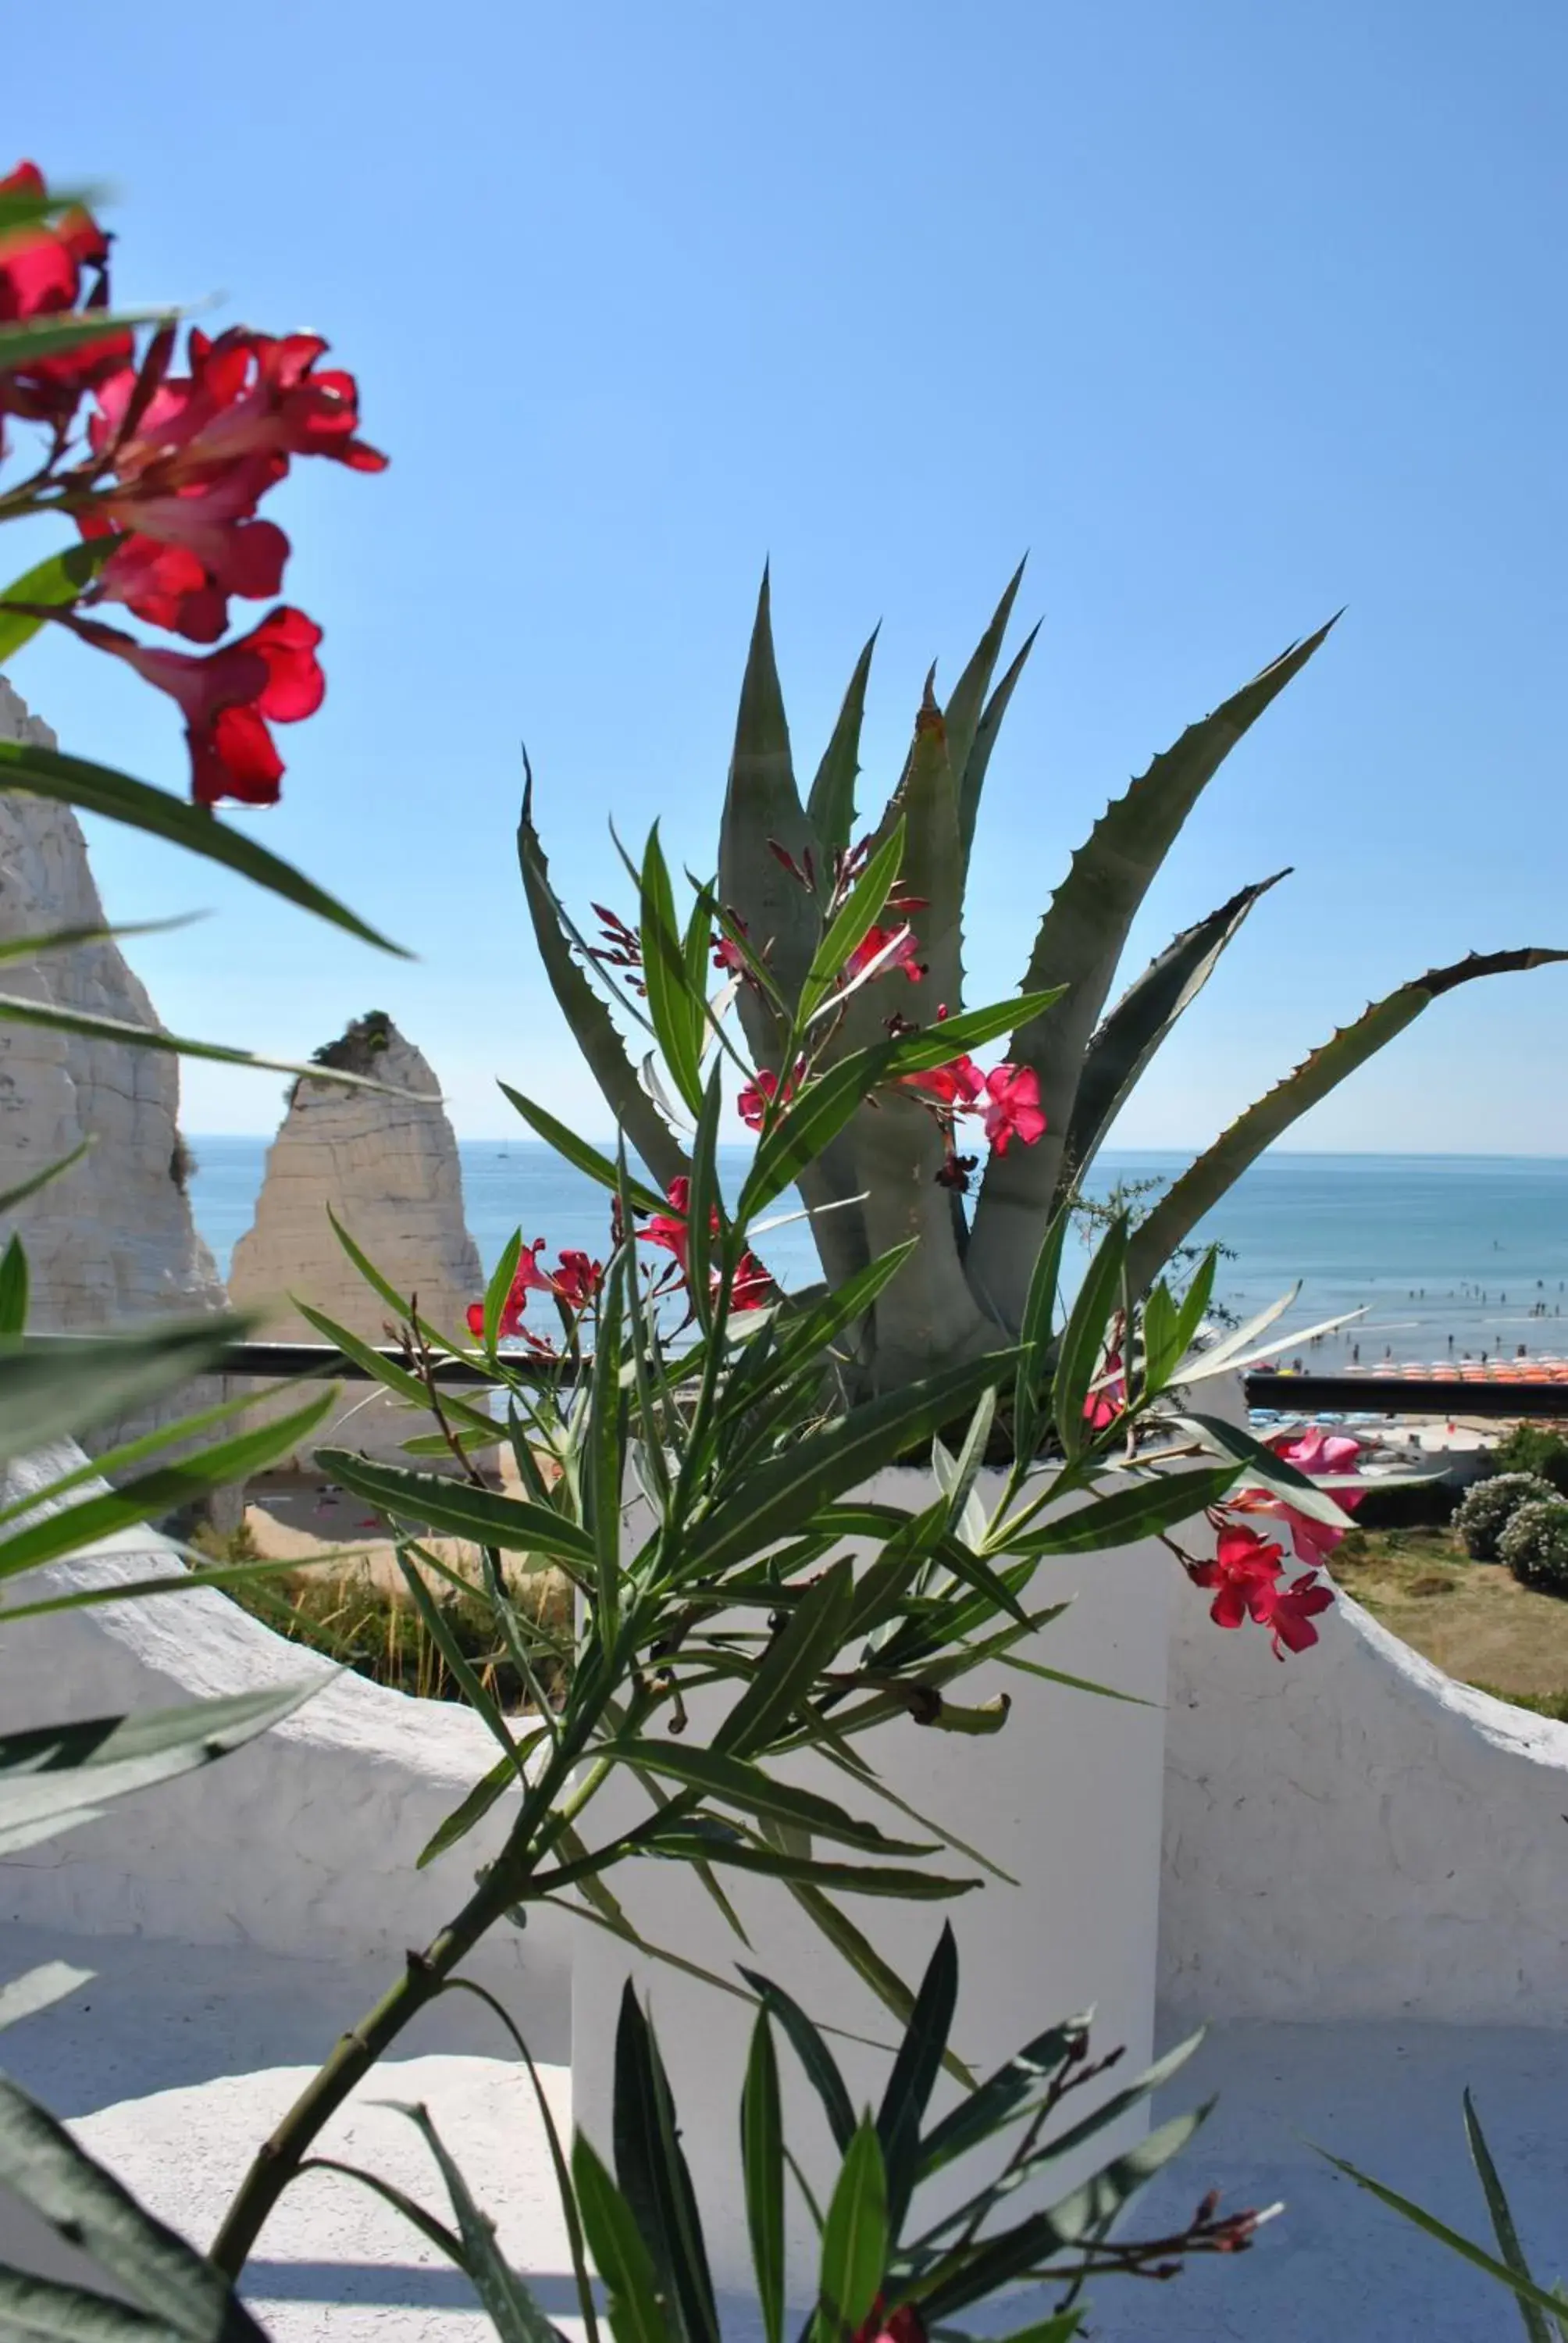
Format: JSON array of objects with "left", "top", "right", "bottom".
[
  {"left": 229, "top": 1016, "right": 489, "bottom": 1464},
  {"left": 0, "top": 677, "right": 225, "bottom": 1364}
]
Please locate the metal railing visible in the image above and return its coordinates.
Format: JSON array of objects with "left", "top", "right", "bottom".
[{"left": 95, "top": 1339, "right": 1568, "bottom": 1419}]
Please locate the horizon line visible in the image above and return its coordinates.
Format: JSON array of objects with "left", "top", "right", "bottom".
[{"left": 180, "top": 1136, "right": 1568, "bottom": 1163}]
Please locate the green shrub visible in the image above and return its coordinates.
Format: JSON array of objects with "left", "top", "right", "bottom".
[
  {"left": 1488, "top": 1421, "right": 1568, "bottom": 1494},
  {"left": 1452, "top": 1471, "right": 1558, "bottom": 1560},
  {"left": 1498, "top": 1497, "right": 1568, "bottom": 1593}
]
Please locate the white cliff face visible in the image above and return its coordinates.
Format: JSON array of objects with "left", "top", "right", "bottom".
[
  {"left": 0, "top": 677, "right": 224, "bottom": 1338},
  {"left": 229, "top": 1021, "right": 488, "bottom": 1463}
]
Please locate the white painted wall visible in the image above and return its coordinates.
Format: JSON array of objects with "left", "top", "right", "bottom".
[
  {"left": 0, "top": 1447, "right": 571, "bottom": 2033},
  {"left": 1162, "top": 1571, "right": 1568, "bottom": 2021}
]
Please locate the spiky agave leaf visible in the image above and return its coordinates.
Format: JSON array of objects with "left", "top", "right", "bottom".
[
  {"left": 967, "top": 619, "right": 1338, "bottom": 1324},
  {"left": 717, "top": 565, "right": 824, "bottom": 1057},
  {"left": 719, "top": 571, "right": 880, "bottom": 1293},
  {"left": 807, "top": 623, "right": 879, "bottom": 855},
  {"left": 1124, "top": 947, "right": 1568, "bottom": 1296},
  {"left": 943, "top": 559, "right": 1027, "bottom": 864},
  {"left": 960, "top": 617, "right": 1040, "bottom": 869},
  {"left": 516, "top": 764, "right": 690, "bottom": 1194},
  {"left": 1054, "top": 869, "right": 1291, "bottom": 1202}
]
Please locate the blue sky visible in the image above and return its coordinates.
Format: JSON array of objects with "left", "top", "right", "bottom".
[{"left": 5, "top": 0, "right": 1566, "bottom": 1147}]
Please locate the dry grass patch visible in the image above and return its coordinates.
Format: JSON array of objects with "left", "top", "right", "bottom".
[
  {"left": 191, "top": 1469, "right": 572, "bottom": 1711},
  {"left": 1333, "top": 1524, "right": 1568, "bottom": 1717}
]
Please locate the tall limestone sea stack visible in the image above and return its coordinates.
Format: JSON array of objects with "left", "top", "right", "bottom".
[
  {"left": 230, "top": 1014, "right": 490, "bottom": 1465},
  {"left": 0, "top": 678, "right": 225, "bottom": 1381}
]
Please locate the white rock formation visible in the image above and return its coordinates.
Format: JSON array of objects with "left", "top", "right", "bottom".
[
  {"left": 0, "top": 676, "right": 224, "bottom": 1357},
  {"left": 229, "top": 1016, "right": 488, "bottom": 1463}
]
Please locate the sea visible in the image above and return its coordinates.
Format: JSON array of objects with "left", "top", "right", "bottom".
[{"left": 184, "top": 1141, "right": 1568, "bottom": 1375}]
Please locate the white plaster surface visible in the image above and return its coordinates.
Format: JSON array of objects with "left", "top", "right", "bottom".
[
  {"left": 0, "top": 1928, "right": 1561, "bottom": 2342},
  {"left": 0, "top": 679, "right": 223, "bottom": 1378},
  {"left": 1161, "top": 1569, "right": 1568, "bottom": 2022},
  {"left": 571, "top": 1464, "right": 1175, "bottom": 2294},
  {"left": 228, "top": 1024, "right": 486, "bottom": 1462},
  {"left": 0, "top": 1449, "right": 569, "bottom": 2035}
]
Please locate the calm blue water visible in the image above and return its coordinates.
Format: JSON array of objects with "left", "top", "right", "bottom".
[{"left": 185, "top": 1139, "right": 1568, "bottom": 1371}]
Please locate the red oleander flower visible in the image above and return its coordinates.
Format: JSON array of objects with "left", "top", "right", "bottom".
[
  {"left": 731, "top": 1249, "right": 779, "bottom": 1311},
  {"left": 846, "top": 922, "right": 926, "bottom": 984},
  {"left": 1187, "top": 1521, "right": 1288, "bottom": 1629},
  {"left": 83, "top": 463, "right": 290, "bottom": 642},
  {"left": 934, "top": 1150, "right": 979, "bottom": 1193},
  {"left": 76, "top": 328, "right": 382, "bottom": 642},
  {"left": 981, "top": 1062, "right": 1046, "bottom": 1154},
  {"left": 465, "top": 1240, "right": 563, "bottom": 1340},
  {"left": 900, "top": 1053, "right": 985, "bottom": 1111},
  {"left": 640, "top": 1175, "right": 693, "bottom": 1278},
  {"left": 1188, "top": 1519, "right": 1335, "bottom": 1658},
  {"left": 89, "top": 326, "right": 386, "bottom": 487},
  {"left": 1251, "top": 1568, "right": 1336, "bottom": 1659},
  {"left": 853, "top": 2298, "right": 925, "bottom": 2343},
  {"left": 639, "top": 1179, "right": 776, "bottom": 1312},
  {"left": 712, "top": 913, "right": 750, "bottom": 975},
  {"left": 1082, "top": 1346, "right": 1126, "bottom": 1431},
  {"left": 0, "top": 162, "right": 132, "bottom": 426},
  {"left": 553, "top": 1249, "right": 604, "bottom": 1309},
  {"left": 55, "top": 604, "right": 324, "bottom": 806}
]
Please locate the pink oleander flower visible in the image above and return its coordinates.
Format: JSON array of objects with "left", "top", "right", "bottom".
[
  {"left": 737, "top": 1061, "right": 802, "bottom": 1132},
  {"left": 1270, "top": 1426, "right": 1363, "bottom": 1478},
  {"left": 1189, "top": 1517, "right": 1335, "bottom": 1659},
  {"left": 1229, "top": 1425, "right": 1366, "bottom": 1571},
  {"left": 981, "top": 1063, "right": 1046, "bottom": 1154}
]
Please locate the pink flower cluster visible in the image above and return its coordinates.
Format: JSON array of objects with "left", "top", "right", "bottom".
[
  {"left": 736, "top": 1047, "right": 1046, "bottom": 1176},
  {"left": 1189, "top": 1428, "right": 1362, "bottom": 1660},
  {"left": 898, "top": 1055, "right": 1046, "bottom": 1157}
]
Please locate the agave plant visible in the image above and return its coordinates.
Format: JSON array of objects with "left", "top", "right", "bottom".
[{"left": 522, "top": 566, "right": 1566, "bottom": 1397}]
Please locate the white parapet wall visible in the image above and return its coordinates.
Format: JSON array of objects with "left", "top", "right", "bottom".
[
  {"left": 9, "top": 1433, "right": 1568, "bottom": 2122},
  {"left": 0, "top": 1447, "right": 572, "bottom": 2038},
  {"left": 1161, "top": 1566, "right": 1568, "bottom": 2022}
]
